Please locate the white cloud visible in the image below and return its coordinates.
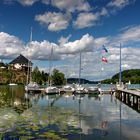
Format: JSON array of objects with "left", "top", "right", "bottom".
[
  {"left": 107, "top": 25, "right": 140, "bottom": 48},
  {"left": 51, "top": 0, "right": 91, "bottom": 12},
  {"left": 57, "top": 34, "right": 95, "bottom": 54},
  {"left": 16, "top": 0, "right": 39, "bottom": 6},
  {"left": 117, "top": 25, "right": 140, "bottom": 43},
  {"left": 23, "top": 40, "right": 60, "bottom": 60},
  {"left": 42, "top": 0, "right": 50, "bottom": 5},
  {"left": 0, "top": 32, "right": 24, "bottom": 59},
  {"left": 35, "top": 12, "right": 71, "bottom": 31},
  {"left": 94, "top": 37, "right": 109, "bottom": 48},
  {"left": 73, "top": 8, "right": 109, "bottom": 29},
  {"left": 1, "top": 24, "right": 140, "bottom": 80},
  {"left": 100, "top": 7, "right": 109, "bottom": 16},
  {"left": 107, "top": 0, "right": 130, "bottom": 9},
  {"left": 58, "top": 35, "right": 72, "bottom": 47},
  {"left": 4, "top": 0, "right": 91, "bottom": 11},
  {"left": 73, "top": 12, "right": 99, "bottom": 29},
  {"left": 107, "top": 0, "right": 136, "bottom": 15}
]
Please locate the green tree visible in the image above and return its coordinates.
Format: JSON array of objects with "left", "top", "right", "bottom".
[
  {"left": 52, "top": 69, "right": 66, "bottom": 86},
  {"left": 32, "top": 66, "right": 49, "bottom": 85}
]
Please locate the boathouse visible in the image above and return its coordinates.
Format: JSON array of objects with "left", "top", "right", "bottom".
[{"left": 9, "top": 54, "right": 33, "bottom": 72}]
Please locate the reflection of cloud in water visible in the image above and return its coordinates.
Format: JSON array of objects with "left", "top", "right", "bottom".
[
  {"left": 0, "top": 108, "right": 18, "bottom": 132},
  {"left": 21, "top": 106, "right": 80, "bottom": 128},
  {"left": 122, "top": 124, "right": 140, "bottom": 140}
]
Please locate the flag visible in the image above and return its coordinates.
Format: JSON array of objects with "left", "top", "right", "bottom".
[
  {"left": 102, "top": 57, "right": 108, "bottom": 63},
  {"left": 102, "top": 45, "right": 108, "bottom": 53}
]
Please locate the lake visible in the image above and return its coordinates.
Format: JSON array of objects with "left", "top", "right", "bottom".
[{"left": 0, "top": 85, "right": 140, "bottom": 140}]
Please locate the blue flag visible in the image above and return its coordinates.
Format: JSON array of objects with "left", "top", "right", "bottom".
[{"left": 102, "top": 45, "right": 108, "bottom": 53}]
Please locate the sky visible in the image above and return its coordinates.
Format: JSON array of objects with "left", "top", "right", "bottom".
[{"left": 0, "top": 0, "right": 140, "bottom": 81}]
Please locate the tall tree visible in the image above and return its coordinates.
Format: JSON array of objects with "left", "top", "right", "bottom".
[{"left": 52, "top": 69, "right": 66, "bottom": 86}]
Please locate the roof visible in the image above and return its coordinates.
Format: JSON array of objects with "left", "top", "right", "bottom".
[
  {"left": 9, "top": 54, "right": 33, "bottom": 65},
  {"left": 0, "top": 62, "right": 5, "bottom": 67}
]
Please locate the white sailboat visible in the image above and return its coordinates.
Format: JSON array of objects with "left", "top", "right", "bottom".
[
  {"left": 25, "top": 28, "right": 40, "bottom": 93},
  {"left": 87, "top": 86, "right": 100, "bottom": 95},
  {"left": 45, "top": 46, "right": 59, "bottom": 94},
  {"left": 62, "top": 65, "right": 75, "bottom": 93},
  {"left": 62, "top": 85, "right": 75, "bottom": 93},
  {"left": 74, "top": 52, "right": 86, "bottom": 94}
]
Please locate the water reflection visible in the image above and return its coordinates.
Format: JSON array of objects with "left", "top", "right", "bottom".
[
  {"left": 0, "top": 85, "right": 140, "bottom": 140},
  {"left": 0, "top": 86, "right": 31, "bottom": 114}
]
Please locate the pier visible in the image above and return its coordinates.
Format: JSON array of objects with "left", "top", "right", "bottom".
[{"left": 116, "top": 89, "right": 140, "bottom": 112}]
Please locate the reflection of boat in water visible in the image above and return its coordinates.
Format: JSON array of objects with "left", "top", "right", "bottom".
[
  {"left": 73, "top": 93, "right": 85, "bottom": 101},
  {"left": 45, "top": 94, "right": 61, "bottom": 106}
]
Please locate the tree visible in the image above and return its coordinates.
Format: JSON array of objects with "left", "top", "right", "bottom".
[
  {"left": 32, "top": 66, "right": 49, "bottom": 85},
  {"left": 52, "top": 69, "right": 66, "bottom": 86}
]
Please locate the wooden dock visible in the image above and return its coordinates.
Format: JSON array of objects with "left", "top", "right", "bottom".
[
  {"left": 116, "top": 88, "right": 140, "bottom": 112},
  {"left": 118, "top": 89, "right": 140, "bottom": 96}
]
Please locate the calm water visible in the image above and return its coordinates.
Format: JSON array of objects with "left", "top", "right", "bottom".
[{"left": 0, "top": 85, "right": 140, "bottom": 140}]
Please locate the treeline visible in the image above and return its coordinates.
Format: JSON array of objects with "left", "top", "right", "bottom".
[
  {"left": 0, "top": 65, "right": 66, "bottom": 85},
  {"left": 102, "top": 69, "right": 140, "bottom": 84},
  {"left": 32, "top": 67, "right": 66, "bottom": 85}
]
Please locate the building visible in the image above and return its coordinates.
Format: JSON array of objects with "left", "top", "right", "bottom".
[{"left": 9, "top": 54, "right": 33, "bottom": 73}]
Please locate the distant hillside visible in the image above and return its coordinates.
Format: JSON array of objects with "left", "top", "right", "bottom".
[
  {"left": 102, "top": 69, "right": 140, "bottom": 84},
  {"left": 67, "top": 78, "right": 98, "bottom": 84},
  {"left": 67, "top": 69, "right": 140, "bottom": 84}
]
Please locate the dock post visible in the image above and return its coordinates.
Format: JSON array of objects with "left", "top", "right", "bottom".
[{"left": 138, "top": 98, "right": 140, "bottom": 111}]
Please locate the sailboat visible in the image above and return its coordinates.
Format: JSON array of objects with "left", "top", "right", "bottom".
[
  {"left": 45, "top": 46, "right": 59, "bottom": 94},
  {"left": 25, "top": 28, "right": 40, "bottom": 93},
  {"left": 74, "top": 52, "right": 87, "bottom": 94},
  {"left": 62, "top": 65, "right": 75, "bottom": 94}
]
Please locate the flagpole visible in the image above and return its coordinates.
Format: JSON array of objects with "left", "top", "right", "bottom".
[{"left": 119, "top": 43, "right": 122, "bottom": 86}]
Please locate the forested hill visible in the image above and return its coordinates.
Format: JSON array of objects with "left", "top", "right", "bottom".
[
  {"left": 67, "top": 78, "right": 98, "bottom": 84},
  {"left": 103, "top": 69, "right": 140, "bottom": 84},
  {"left": 67, "top": 69, "right": 140, "bottom": 84}
]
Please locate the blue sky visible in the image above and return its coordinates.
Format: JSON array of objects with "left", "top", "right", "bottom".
[{"left": 0, "top": 0, "right": 140, "bottom": 81}]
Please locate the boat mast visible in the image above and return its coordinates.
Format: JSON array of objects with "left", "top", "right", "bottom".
[
  {"left": 48, "top": 46, "right": 53, "bottom": 87},
  {"left": 78, "top": 51, "right": 82, "bottom": 85},
  {"left": 119, "top": 43, "right": 122, "bottom": 86},
  {"left": 29, "top": 27, "right": 33, "bottom": 83},
  {"left": 26, "top": 27, "right": 33, "bottom": 85}
]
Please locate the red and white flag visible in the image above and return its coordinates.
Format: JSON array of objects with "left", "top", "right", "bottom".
[{"left": 102, "top": 57, "right": 108, "bottom": 63}]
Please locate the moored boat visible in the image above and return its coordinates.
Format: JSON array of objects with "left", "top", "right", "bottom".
[
  {"left": 73, "top": 84, "right": 87, "bottom": 94},
  {"left": 87, "top": 86, "right": 100, "bottom": 95},
  {"left": 45, "top": 86, "right": 60, "bottom": 94},
  {"left": 9, "top": 83, "right": 17, "bottom": 86},
  {"left": 25, "top": 82, "right": 41, "bottom": 93},
  {"left": 62, "top": 85, "right": 75, "bottom": 94}
]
